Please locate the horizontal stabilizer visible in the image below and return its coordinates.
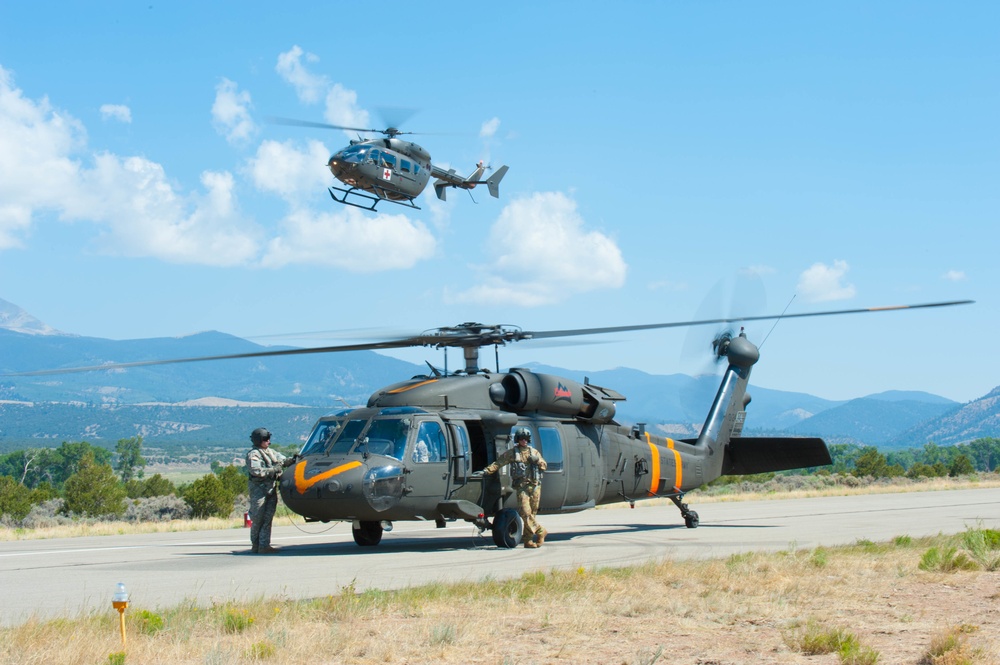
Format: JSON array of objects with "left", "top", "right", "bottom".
[{"left": 722, "top": 437, "right": 831, "bottom": 475}]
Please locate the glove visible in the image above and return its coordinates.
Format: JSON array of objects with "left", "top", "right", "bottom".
[
  {"left": 270, "top": 467, "right": 283, "bottom": 479},
  {"left": 282, "top": 456, "right": 296, "bottom": 468},
  {"left": 530, "top": 453, "right": 540, "bottom": 464},
  {"left": 471, "top": 470, "right": 484, "bottom": 478}
]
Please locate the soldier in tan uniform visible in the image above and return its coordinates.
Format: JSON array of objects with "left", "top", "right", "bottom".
[
  {"left": 483, "top": 426, "right": 548, "bottom": 548},
  {"left": 246, "top": 427, "right": 293, "bottom": 554}
]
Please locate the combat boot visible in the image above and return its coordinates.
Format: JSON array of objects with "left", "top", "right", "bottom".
[
  {"left": 536, "top": 527, "right": 547, "bottom": 546},
  {"left": 524, "top": 540, "right": 540, "bottom": 549}
]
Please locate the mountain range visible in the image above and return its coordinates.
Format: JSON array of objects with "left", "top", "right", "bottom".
[{"left": 0, "top": 298, "right": 996, "bottom": 450}]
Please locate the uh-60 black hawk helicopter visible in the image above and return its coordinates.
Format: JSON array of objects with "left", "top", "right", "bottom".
[
  {"left": 11, "top": 300, "right": 971, "bottom": 549},
  {"left": 270, "top": 117, "right": 509, "bottom": 212}
]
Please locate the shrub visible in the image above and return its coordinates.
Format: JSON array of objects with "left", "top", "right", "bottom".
[
  {"left": 0, "top": 475, "right": 34, "bottom": 521},
  {"left": 125, "top": 495, "right": 193, "bottom": 523},
  {"left": 20, "top": 498, "right": 73, "bottom": 529},
  {"left": 132, "top": 609, "right": 165, "bottom": 635},
  {"left": 183, "top": 474, "right": 231, "bottom": 518},
  {"left": 63, "top": 453, "right": 127, "bottom": 518}
]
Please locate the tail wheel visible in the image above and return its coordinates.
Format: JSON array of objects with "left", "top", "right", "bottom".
[
  {"left": 491, "top": 508, "right": 523, "bottom": 548},
  {"left": 352, "top": 520, "right": 384, "bottom": 546},
  {"left": 684, "top": 511, "right": 700, "bottom": 529}
]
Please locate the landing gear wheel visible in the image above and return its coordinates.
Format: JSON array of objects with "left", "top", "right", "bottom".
[
  {"left": 491, "top": 508, "right": 523, "bottom": 549},
  {"left": 352, "top": 520, "right": 383, "bottom": 546},
  {"left": 684, "top": 511, "right": 700, "bottom": 529}
]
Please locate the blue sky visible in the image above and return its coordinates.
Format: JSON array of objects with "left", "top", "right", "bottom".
[{"left": 0, "top": 2, "right": 995, "bottom": 403}]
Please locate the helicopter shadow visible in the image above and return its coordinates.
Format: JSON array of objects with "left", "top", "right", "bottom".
[{"left": 543, "top": 521, "right": 776, "bottom": 544}]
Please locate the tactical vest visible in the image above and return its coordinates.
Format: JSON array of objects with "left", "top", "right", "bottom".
[{"left": 510, "top": 449, "right": 540, "bottom": 486}]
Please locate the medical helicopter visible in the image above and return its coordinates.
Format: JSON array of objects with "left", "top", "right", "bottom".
[
  {"left": 9, "top": 300, "right": 972, "bottom": 549},
  {"left": 269, "top": 117, "right": 509, "bottom": 212}
]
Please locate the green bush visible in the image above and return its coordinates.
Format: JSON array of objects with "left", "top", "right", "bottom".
[
  {"left": 63, "top": 452, "right": 127, "bottom": 518},
  {"left": 183, "top": 474, "right": 231, "bottom": 518}
]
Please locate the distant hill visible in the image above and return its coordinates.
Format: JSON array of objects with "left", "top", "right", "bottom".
[
  {"left": 887, "top": 386, "right": 1000, "bottom": 447},
  {"left": 785, "top": 397, "right": 958, "bottom": 445}
]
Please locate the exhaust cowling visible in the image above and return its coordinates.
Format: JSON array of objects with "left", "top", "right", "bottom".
[{"left": 491, "top": 368, "right": 617, "bottom": 423}]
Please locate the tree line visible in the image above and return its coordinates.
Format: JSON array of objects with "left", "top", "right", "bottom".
[{"left": 0, "top": 437, "right": 297, "bottom": 524}]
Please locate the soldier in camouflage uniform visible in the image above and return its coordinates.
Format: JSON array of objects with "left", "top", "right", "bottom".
[
  {"left": 246, "top": 427, "right": 293, "bottom": 554},
  {"left": 483, "top": 426, "right": 548, "bottom": 548}
]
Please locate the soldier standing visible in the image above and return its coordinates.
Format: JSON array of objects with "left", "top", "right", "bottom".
[
  {"left": 483, "top": 426, "right": 548, "bottom": 548},
  {"left": 246, "top": 427, "right": 293, "bottom": 554}
]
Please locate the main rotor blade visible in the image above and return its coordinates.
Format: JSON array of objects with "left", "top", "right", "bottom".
[
  {"left": 266, "top": 116, "right": 381, "bottom": 134},
  {"left": 2, "top": 336, "right": 437, "bottom": 377},
  {"left": 522, "top": 300, "right": 974, "bottom": 340},
  {"left": 4, "top": 299, "right": 972, "bottom": 377}
]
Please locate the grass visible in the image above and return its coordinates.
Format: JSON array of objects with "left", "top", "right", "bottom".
[{"left": 2, "top": 530, "right": 997, "bottom": 664}]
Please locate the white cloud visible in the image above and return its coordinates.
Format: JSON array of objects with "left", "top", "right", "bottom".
[
  {"left": 448, "top": 192, "right": 627, "bottom": 306},
  {"left": 324, "top": 83, "right": 370, "bottom": 136},
  {"left": 212, "top": 78, "right": 256, "bottom": 144},
  {"left": 263, "top": 206, "right": 436, "bottom": 271},
  {"left": 480, "top": 117, "right": 500, "bottom": 138},
  {"left": 797, "top": 260, "right": 856, "bottom": 302},
  {"left": 100, "top": 104, "right": 131, "bottom": 123},
  {"left": 0, "top": 66, "right": 261, "bottom": 264},
  {"left": 943, "top": 270, "right": 966, "bottom": 282},
  {"left": 0, "top": 65, "right": 87, "bottom": 248},
  {"left": 71, "top": 155, "right": 261, "bottom": 265},
  {"left": 247, "top": 139, "right": 331, "bottom": 200},
  {"left": 275, "top": 45, "right": 329, "bottom": 105}
]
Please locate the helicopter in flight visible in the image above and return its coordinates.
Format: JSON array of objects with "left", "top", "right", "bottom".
[
  {"left": 9, "top": 300, "right": 971, "bottom": 549},
  {"left": 270, "top": 117, "right": 509, "bottom": 212}
]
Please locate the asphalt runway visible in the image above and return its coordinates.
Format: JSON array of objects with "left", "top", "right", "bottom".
[{"left": 1, "top": 487, "right": 998, "bottom": 626}]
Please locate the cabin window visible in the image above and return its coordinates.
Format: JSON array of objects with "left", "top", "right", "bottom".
[
  {"left": 449, "top": 423, "right": 471, "bottom": 479},
  {"left": 537, "top": 426, "right": 564, "bottom": 472},
  {"left": 413, "top": 420, "right": 447, "bottom": 463},
  {"left": 367, "top": 149, "right": 381, "bottom": 165},
  {"left": 400, "top": 159, "right": 411, "bottom": 173},
  {"left": 381, "top": 153, "right": 397, "bottom": 169},
  {"left": 413, "top": 163, "right": 420, "bottom": 175}
]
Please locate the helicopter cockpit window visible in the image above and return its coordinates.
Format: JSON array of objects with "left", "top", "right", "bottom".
[
  {"left": 301, "top": 419, "right": 345, "bottom": 456},
  {"left": 363, "top": 417, "right": 411, "bottom": 460},
  {"left": 367, "top": 149, "right": 381, "bottom": 165},
  {"left": 413, "top": 421, "right": 447, "bottom": 463},
  {"left": 329, "top": 418, "right": 368, "bottom": 455}
]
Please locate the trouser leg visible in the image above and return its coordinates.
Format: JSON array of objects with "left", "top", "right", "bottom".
[
  {"left": 518, "top": 486, "right": 541, "bottom": 542},
  {"left": 248, "top": 484, "right": 268, "bottom": 551},
  {"left": 257, "top": 491, "right": 278, "bottom": 549}
]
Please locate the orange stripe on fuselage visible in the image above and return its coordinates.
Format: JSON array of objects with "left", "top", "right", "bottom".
[
  {"left": 644, "top": 433, "right": 683, "bottom": 496},
  {"left": 388, "top": 379, "right": 439, "bottom": 394},
  {"left": 644, "top": 433, "right": 660, "bottom": 497},
  {"left": 666, "top": 438, "right": 683, "bottom": 490},
  {"left": 293, "top": 459, "right": 362, "bottom": 494}
]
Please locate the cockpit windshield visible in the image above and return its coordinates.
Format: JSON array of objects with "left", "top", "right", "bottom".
[
  {"left": 300, "top": 410, "right": 424, "bottom": 459},
  {"left": 363, "top": 417, "right": 411, "bottom": 459},
  {"left": 336, "top": 145, "right": 368, "bottom": 164}
]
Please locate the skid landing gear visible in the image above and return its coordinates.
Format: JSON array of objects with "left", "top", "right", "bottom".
[{"left": 669, "top": 493, "right": 699, "bottom": 529}]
